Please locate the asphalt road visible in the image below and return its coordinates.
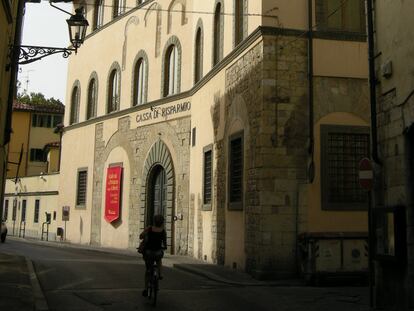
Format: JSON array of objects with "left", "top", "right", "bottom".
[{"left": 0, "top": 239, "right": 369, "bottom": 311}]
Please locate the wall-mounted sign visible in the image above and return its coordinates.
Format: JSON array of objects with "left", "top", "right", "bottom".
[
  {"left": 136, "top": 101, "right": 191, "bottom": 124},
  {"left": 105, "top": 166, "right": 123, "bottom": 223},
  {"left": 62, "top": 206, "right": 70, "bottom": 221}
]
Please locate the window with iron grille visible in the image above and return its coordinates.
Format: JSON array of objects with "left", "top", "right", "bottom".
[
  {"left": 321, "top": 125, "right": 370, "bottom": 210},
  {"left": 203, "top": 145, "right": 213, "bottom": 210},
  {"left": 12, "top": 201, "right": 17, "bottom": 221},
  {"left": 229, "top": 132, "right": 243, "bottom": 210},
  {"left": 33, "top": 200, "right": 40, "bottom": 223},
  {"left": 76, "top": 170, "right": 88, "bottom": 207}
]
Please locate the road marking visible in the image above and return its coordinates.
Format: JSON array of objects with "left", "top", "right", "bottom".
[{"left": 26, "top": 258, "right": 49, "bottom": 311}]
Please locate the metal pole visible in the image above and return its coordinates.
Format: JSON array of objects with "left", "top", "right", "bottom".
[
  {"left": 368, "top": 191, "right": 374, "bottom": 309},
  {"left": 64, "top": 220, "right": 66, "bottom": 241}
]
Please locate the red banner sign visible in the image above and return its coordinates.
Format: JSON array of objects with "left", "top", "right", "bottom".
[{"left": 105, "top": 166, "right": 123, "bottom": 223}]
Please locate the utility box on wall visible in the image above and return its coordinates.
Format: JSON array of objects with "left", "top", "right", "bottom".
[{"left": 299, "top": 233, "right": 369, "bottom": 284}]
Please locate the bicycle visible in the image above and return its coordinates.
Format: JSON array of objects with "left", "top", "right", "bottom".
[{"left": 145, "top": 261, "right": 159, "bottom": 306}]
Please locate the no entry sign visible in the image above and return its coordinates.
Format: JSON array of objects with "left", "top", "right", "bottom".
[{"left": 359, "top": 157, "right": 373, "bottom": 191}]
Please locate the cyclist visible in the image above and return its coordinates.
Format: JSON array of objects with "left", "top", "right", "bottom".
[{"left": 140, "top": 214, "right": 167, "bottom": 297}]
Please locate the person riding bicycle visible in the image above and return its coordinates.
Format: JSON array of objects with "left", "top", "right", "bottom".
[{"left": 140, "top": 214, "right": 167, "bottom": 297}]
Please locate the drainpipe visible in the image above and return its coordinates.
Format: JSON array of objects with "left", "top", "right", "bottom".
[
  {"left": 367, "top": 0, "right": 381, "bottom": 165},
  {"left": 366, "top": 1, "right": 381, "bottom": 309},
  {"left": 307, "top": 0, "right": 315, "bottom": 182}
]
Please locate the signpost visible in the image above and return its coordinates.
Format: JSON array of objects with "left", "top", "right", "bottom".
[
  {"left": 62, "top": 206, "right": 70, "bottom": 241},
  {"left": 358, "top": 157, "right": 374, "bottom": 308}
]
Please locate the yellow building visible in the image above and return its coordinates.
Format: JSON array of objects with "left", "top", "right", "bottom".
[
  {"left": 57, "top": 0, "right": 370, "bottom": 278},
  {"left": 7, "top": 100, "right": 64, "bottom": 178},
  {"left": 0, "top": 0, "right": 24, "bottom": 223}
]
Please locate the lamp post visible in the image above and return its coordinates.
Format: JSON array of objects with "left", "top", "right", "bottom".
[{"left": 11, "top": 6, "right": 88, "bottom": 65}]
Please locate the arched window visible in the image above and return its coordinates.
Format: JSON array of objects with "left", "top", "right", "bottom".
[
  {"left": 113, "top": 0, "right": 125, "bottom": 18},
  {"left": 70, "top": 85, "right": 80, "bottom": 125},
  {"left": 93, "top": 0, "right": 104, "bottom": 30},
  {"left": 107, "top": 68, "right": 120, "bottom": 113},
  {"left": 164, "top": 45, "right": 179, "bottom": 97},
  {"left": 234, "top": 0, "right": 245, "bottom": 45},
  {"left": 133, "top": 58, "right": 147, "bottom": 106},
  {"left": 87, "top": 78, "right": 97, "bottom": 119},
  {"left": 213, "top": 2, "right": 223, "bottom": 66},
  {"left": 194, "top": 27, "right": 203, "bottom": 84}
]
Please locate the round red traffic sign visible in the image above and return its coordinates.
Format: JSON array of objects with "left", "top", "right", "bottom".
[{"left": 359, "top": 157, "right": 373, "bottom": 190}]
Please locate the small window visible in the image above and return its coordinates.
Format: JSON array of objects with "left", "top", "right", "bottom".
[
  {"left": 192, "top": 127, "right": 196, "bottom": 147},
  {"left": 76, "top": 169, "right": 88, "bottom": 206},
  {"left": 53, "top": 211, "right": 56, "bottom": 221},
  {"left": 234, "top": 0, "right": 245, "bottom": 45},
  {"left": 70, "top": 85, "right": 80, "bottom": 125},
  {"left": 87, "top": 78, "right": 97, "bottom": 119},
  {"left": 164, "top": 45, "right": 179, "bottom": 97},
  {"left": 133, "top": 58, "right": 147, "bottom": 106},
  {"left": 94, "top": 0, "right": 104, "bottom": 30},
  {"left": 203, "top": 145, "right": 213, "bottom": 209},
  {"left": 317, "top": 0, "right": 366, "bottom": 33},
  {"left": 32, "top": 114, "right": 37, "bottom": 127},
  {"left": 321, "top": 125, "right": 370, "bottom": 210},
  {"left": 194, "top": 27, "right": 203, "bottom": 84},
  {"left": 21, "top": 200, "right": 27, "bottom": 222},
  {"left": 12, "top": 201, "right": 17, "bottom": 221},
  {"left": 3, "top": 200, "right": 9, "bottom": 221},
  {"left": 213, "top": 2, "right": 223, "bottom": 66},
  {"left": 30, "top": 149, "right": 46, "bottom": 162},
  {"left": 113, "top": 0, "right": 125, "bottom": 18},
  {"left": 53, "top": 115, "right": 63, "bottom": 127},
  {"left": 108, "top": 69, "right": 120, "bottom": 113},
  {"left": 229, "top": 132, "right": 243, "bottom": 210},
  {"left": 34, "top": 200, "right": 40, "bottom": 223}
]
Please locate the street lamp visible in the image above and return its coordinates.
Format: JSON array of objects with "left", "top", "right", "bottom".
[
  {"left": 11, "top": 5, "right": 88, "bottom": 65},
  {"left": 67, "top": 7, "right": 89, "bottom": 49}
]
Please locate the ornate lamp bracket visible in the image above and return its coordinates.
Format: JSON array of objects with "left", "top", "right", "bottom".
[{"left": 14, "top": 45, "right": 76, "bottom": 65}]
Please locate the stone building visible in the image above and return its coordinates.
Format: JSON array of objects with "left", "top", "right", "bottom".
[
  {"left": 0, "top": 0, "right": 23, "bottom": 224},
  {"left": 371, "top": 0, "right": 414, "bottom": 309},
  {"left": 58, "top": 0, "right": 370, "bottom": 277},
  {"left": 7, "top": 100, "right": 64, "bottom": 178}
]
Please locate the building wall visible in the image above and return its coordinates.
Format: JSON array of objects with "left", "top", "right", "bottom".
[
  {"left": 7, "top": 111, "right": 31, "bottom": 178},
  {"left": 3, "top": 174, "right": 60, "bottom": 241},
  {"left": 374, "top": 0, "right": 414, "bottom": 309},
  {"left": 0, "top": 0, "right": 20, "bottom": 223},
  {"left": 61, "top": 0, "right": 370, "bottom": 277}
]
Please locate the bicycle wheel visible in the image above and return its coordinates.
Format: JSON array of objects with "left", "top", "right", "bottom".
[{"left": 151, "top": 277, "right": 158, "bottom": 306}]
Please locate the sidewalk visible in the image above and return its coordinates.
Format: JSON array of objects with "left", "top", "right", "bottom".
[
  {"left": 0, "top": 252, "right": 34, "bottom": 311},
  {"left": 8, "top": 236, "right": 304, "bottom": 287}
]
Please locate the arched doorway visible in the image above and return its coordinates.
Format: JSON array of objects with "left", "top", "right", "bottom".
[
  {"left": 146, "top": 164, "right": 173, "bottom": 253},
  {"left": 147, "top": 165, "right": 167, "bottom": 225},
  {"left": 141, "top": 140, "right": 175, "bottom": 254}
]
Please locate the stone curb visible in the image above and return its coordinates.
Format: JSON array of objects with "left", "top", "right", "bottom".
[
  {"left": 26, "top": 258, "right": 49, "bottom": 311},
  {"left": 173, "top": 264, "right": 305, "bottom": 287}
]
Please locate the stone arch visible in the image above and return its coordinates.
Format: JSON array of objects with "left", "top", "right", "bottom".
[
  {"left": 140, "top": 139, "right": 175, "bottom": 250},
  {"left": 122, "top": 16, "right": 140, "bottom": 70},
  {"left": 161, "top": 35, "right": 182, "bottom": 97},
  {"left": 131, "top": 50, "right": 149, "bottom": 106},
  {"left": 167, "top": 0, "right": 188, "bottom": 34},
  {"left": 86, "top": 71, "right": 99, "bottom": 119},
  {"left": 144, "top": 2, "right": 162, "bottom": 57},
  {"left": 90, "top": 117, "right": 135, "bottom": 246}
]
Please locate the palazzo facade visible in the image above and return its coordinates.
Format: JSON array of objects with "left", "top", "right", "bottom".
[{"left": 60, "top": 0, "right": 370, "bottom": 277}]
